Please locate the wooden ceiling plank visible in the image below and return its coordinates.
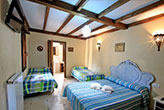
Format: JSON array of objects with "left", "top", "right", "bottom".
[
  {"left": 30, "top": 28, "right": 86, "bottom": 40},
  {"left": 77, "top": 0, "right": 89, "bottom": 11},
  {"left": 115, "top": 0, "right": 164, "bottom": 23},
  {"left": 56, "top": 14, "right": 74, "bottom": 33},
  {"left": 128, "top": 13, "right": 164, "bottom": 27},
  {"left": 27, "top": 0, "right": 127, "bottom": 29},
  {"left": 98, "top": 0, "right": 130, "bottom": 18},
  {"left": 67, "top": 20, "right": 93, "bottom": 35},
  {"left": 43, "top": 7, "right": 50, "bottom": 31}
]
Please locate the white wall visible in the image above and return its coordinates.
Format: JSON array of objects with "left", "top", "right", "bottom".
[
  {"left": 86, "top": 17, "right": 164, "bottom": 109},
  {"left": 28, "top": 32, "right": 86, "bottom": 76},
  {"left": 0, "top": 0, "right": 28, "bottom": 110}
]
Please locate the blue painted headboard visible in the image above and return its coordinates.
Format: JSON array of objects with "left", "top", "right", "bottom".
[{"left": 110, "top": 60, "right": 154, "bottom": 89}]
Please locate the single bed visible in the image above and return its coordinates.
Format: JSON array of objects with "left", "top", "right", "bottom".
[
  {"left": 71, "top": 66, "right": 105, "bottom": 81},
  {"left": 63, "top": 60, "right": 154, "bottom": 110},
  {"left": 23, "top": 68, "right": 58, "bottom": 95}
]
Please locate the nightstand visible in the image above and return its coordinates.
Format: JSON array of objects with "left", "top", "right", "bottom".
[{"left": 153, "top": 96, "right": 164, "bottom": 110}]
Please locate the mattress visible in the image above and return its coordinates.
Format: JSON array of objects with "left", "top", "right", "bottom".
[
  {"left": 63, "top": 76, "right": 149, "bottom": 110},
  {"left": 23, "top": 68, "right": 58, "bottom": 95},
  {"left": 71, "top": 66, "right": 105, "bottom": 81}
]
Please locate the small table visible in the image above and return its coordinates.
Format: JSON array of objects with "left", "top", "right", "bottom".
[{"left": 153, "top": 95, "right": 164, "bottom": 110}]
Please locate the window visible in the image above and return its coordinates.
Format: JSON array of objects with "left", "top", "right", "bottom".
[{"left": 21, "top": 30, "right": 27, "bottom": 72}]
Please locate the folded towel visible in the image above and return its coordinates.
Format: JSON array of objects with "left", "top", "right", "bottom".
[
  {"left": 88, "top": 72, "right": 94, "bottom": 75},
  {"left": 31, "top": 75, "right": 45, "bottom": 81},
  {"left": 90, "top": 83, "right": 102, "bottom": 90},
  {"left": 101, "top": 85, "right": 114, "bottom": 94}
]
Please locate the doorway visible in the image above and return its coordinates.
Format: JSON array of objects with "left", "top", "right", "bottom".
[{"left": 48, "top": 40, "right": 66, "bottom": 78}]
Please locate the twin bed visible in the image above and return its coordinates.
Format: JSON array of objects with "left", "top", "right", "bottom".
[
  {"left": 63, "top": 60, "right": 154, "bottom": 110},
  {"left": 23, "top": 68, "right": 58, "bottom": 95},
  {"left": 71, "top": 66, "right": 105, "bottom": 81}
]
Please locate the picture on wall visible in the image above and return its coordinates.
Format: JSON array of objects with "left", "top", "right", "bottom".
[
  {"left": 115, "top": 43, "right": 125, "bottom": 52},
  {"left": 68, "top": 47, "right": 74, "bottom": 52}
]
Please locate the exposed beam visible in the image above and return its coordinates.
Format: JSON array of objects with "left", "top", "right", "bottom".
[
  {"left": 5, "top": 0, "right": 15, "bottom": 23},
  {"left": 98, "top": 0, "right": 130, "bottom": 18},
  {"left": 15, "top": 0, "right": 30, "bottom": 33},
  {"left": 43, "top": 7, "right": 50, "bottom": 31},
  {"left": 29, "top": 28, "right": 86, "bottom": 40},
  {"left": 91, "top": 24, "right": 108, "bottom": 33},
  {"left": 78, "top": 24, "right": 109, "bottom": 37},
  {"left": 27, "top": 0, "right": 127, "bottom": 29},
  {"left": 128, "top": 13, "right": 164, "bottom": 27},
  {"left": 88, "top": 28, "right": 121, "bottom": 39},
  {"left": 56, "top": 14, "right": 74, "bottom": 33},
  {"left": 67, "top": 20, "right": 93, "bottom": 35},
  {"left": 87, "top": 13, "right": 164, "bottom": 39},
  {"left": 77, "top": 0, "right": 89, "bottom": 11},
  {"left": 115, "top": 0, "right": 164, "bottom": 23},
  {"left": 56, "top": 0, "right": 87, "bottom": 33},
  {"left": 11, "top": 14, "right": 24, "bottom": 24}
]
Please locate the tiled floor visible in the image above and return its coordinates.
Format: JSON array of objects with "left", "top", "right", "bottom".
[{"left": 24, "top": 73, "right": 78, "bottom": 110}]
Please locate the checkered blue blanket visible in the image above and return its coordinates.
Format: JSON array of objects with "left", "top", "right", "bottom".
[
  {"left": 71, "top": 66, "right": 105, "bottom": 81},
  {"left": 23, "top": 69, "right": 58, "bottom": 95}
]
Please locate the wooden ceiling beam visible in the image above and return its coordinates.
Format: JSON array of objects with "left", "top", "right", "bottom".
[
  {"left": 91, "top": 24, "right": 108, "bottom": 33},
  {"left": 115, "top": 0, "right": 164, "bottom": 23},
  {"left": 29, "top": 28, "right": 86, "bottom": 40},
  {"left": 98, "top": 0, "right": 130, "bottom": 18},
  {"left": 43, "top": 7, "right": 50, "bottom": 31},
  {"left": 11, "top": 14, "right": 24, "bottom": 24},
  {"left": 128, "top": 13, "right": 164, "bottom": 27},
  {"left": 16, "top": 0, "right": 30, "bottom": 32},
  {"left": 88, "top": 28, "right": 121, "bottom": 39},
  {"left": 27, "top": 0, "right": 127, "bottom": 29},
  {"left": 67, "top": 20, "right": 93, "bottom": 35},
  {"left": 87, "top": 13, "right": 164, "bottom": 39},
  {"left": 56, "top": 0, "right": 88, "bottom": 33},
  {"left": 56, "top": 14, "right": 74, "bottom": 33},
  {"left": 78, "top": 24, "right": 108, "bottom": 37},
  {"left": 77, "top": 0, "right": 89, "bottom": 11}
]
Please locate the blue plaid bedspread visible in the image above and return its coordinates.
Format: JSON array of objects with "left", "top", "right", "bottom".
[
  {"left": 63, "top": 76, "right": 149, "bottom": 110},
  {"left": 71, "top": 66, "right": 105, "bottom": 81},
  {"left": 23, "top": 71, "right": 58, "bottom": 95}
]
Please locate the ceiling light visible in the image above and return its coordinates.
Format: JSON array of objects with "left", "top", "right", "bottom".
[{"left": 82, "top": 25, "right": 91, "bottom": 37}]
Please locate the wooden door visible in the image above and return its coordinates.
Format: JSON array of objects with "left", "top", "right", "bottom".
[
  {"left": 48, "top": 40, "right": 54, "bottom": 74},
  {"left": 61, "top": 43, "right": 66, "bottom": 77}
]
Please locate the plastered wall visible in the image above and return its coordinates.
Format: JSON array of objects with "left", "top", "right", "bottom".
[
  {"left": 0, "top": 0, "right": 28, "bottom": 110},
  {"left": 28, "top": 32, "right": 86, "bottom": 77}
]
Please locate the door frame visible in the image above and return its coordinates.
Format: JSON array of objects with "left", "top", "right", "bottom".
[{"left": 52, "top": 40, "right": 66, "bottom": 78}]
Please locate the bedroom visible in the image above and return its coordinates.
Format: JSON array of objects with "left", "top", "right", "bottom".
[{"left": 0, "top": 0, "right": 164, "bottom": 110}]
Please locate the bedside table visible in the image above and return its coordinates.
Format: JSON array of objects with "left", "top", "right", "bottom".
[{"left": 153, "top": 96, "right": 164, "bottom": 110}]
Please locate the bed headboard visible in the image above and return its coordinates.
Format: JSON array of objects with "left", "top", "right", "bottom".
[{"left": 110, "top": 60, "right": 154, "bottom": 89}]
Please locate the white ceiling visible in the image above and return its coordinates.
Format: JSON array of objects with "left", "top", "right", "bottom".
[
  {"left": 122, "top": 4, "right": 164, "bottom": 24},
  {"left": 104, "top": 0, "right": 159, "bottom": 19},
  {"left": 59, "top": 15, "right": 88, "bottom": 34},
  {"left": 83, "top": 0, "right": 118, "bottom": 14},
  {"left": 20, "top": 0, "right": 46, "bottom": 29},
  {"left": 91, "top": 26, "right": 115, "bottom": 36},
  {"left": 45, "top": 8, "right": 70, "bottom": 32},
  {"left": 17, "top": 0, "right": 164, "bottom": 37}
]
